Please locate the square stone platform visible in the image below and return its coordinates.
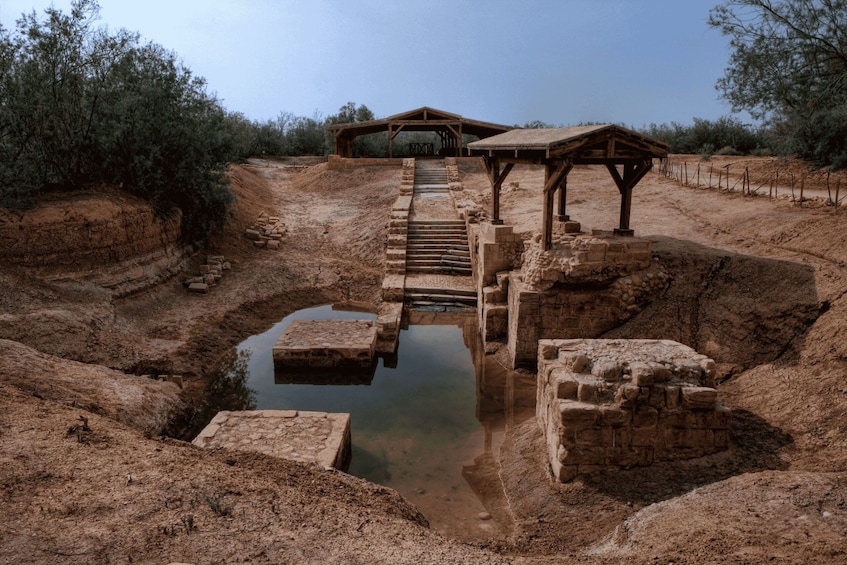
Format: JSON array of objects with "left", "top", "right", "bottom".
[
  {"left": 273, "top": 319, "right": 377, "bottom": 369},
  {"left": 192, "top": 410, "right": 351, "bottom": 471}
]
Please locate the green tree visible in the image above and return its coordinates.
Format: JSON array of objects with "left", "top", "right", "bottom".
[
  {"left": 0, "top": 0, "right": 235, "bottom": 237},
  {"left": 709, "top": 0, "right": 847, "bottom": 167}
]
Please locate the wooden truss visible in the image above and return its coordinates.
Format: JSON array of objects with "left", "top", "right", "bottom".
[{"left": 470, "top": 125, "right": 668, "bottom": 250}]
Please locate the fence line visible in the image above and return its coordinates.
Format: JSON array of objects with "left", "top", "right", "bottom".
[{"left": 657, "top": 157, "right": 846, "bottom": 214}]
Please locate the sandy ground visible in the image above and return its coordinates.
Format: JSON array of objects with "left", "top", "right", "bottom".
[{"left": 2, "top": 155, "right": 847, "bottom": 563}]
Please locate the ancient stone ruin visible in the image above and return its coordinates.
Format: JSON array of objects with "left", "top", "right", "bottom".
[
  {"left": 536, "top": 338, "right": 731, "bottom": 482},
  {"left": 477, "top": 224, "right": 671, "bottom": 368}
]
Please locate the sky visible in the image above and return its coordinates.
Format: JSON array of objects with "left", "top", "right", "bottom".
[{"left": 0, "top": 0, "right": 744, "bottom": 128}]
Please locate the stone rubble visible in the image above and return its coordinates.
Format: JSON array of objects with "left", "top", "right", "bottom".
[
  {"left": 244, "top": 212, "right": 287, "bottom": 249},
  {"left": 182, "top": 255, "right": 231, "bottom": 294}
]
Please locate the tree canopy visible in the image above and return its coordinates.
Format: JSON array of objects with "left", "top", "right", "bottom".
[
  {"left": 0, "top": 0, "right": 237, "bottom": 237},
  {"left": 709, "top": 0, "right": 847, "bottom": 168}
]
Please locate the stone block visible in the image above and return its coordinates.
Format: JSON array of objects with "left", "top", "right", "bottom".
[
  {"left": 633, "top": 405, "right": 659, "bottom": 428},
  {"left": 711, "top": 404, "right": 733, "bottom": 429},
  {"left": 188, "top": 283, "right": 209, "bottom": 294},
  {"left": 593, "top": 360, "right": 623, "bottom": 381},
  {"left": 539, "top": 342, "right": 559, "bottom": 360},
  {"left": 666, "top": 386, "right": 680, "bottom": 409},
  {"left": 681, "top": 387, "right": 718, "bottom": 410},
  {"left": 630, "top": 362, "right": 654, "bottom": 386},
  {"left": 244, "top": 229, "right": 260, "bottom": 240},
  {"left": 598, "top": 407, "right": 630, "bottom": 427},
  {"left": 647, "top": 386, "right": 666, "bottom": 409},
  {"left": 555, "top": 377, "right": 579, "bottom": 400},
  {"left": 631, "top": 426, "right": 659, "bottom": 447},
  {"left": 571, "top": 354, "right": 590, "bottom": 373},
  {"left": 578, "top": 381, "right": 600, "bottom": 402},
  {"left": 616, "top": 384, "right": 641, "bottom": 407},
  {"left": 558, "top": 401, "right": 598, "bottom": 426},
  {"left": 575, "top": 427, "right": 614, "bottom": 447}
]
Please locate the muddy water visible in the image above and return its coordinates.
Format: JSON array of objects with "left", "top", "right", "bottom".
[{"left": 238, "top": 304, "right": 534, "bottom": 543}]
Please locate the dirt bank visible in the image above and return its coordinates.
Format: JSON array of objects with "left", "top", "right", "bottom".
[{"left": 2, "top": 155, "right": 847, "bottom": 563}]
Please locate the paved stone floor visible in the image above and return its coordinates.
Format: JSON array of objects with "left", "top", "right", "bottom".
[{"left": 192, "top": 410, "right": 351, "bottom": 470}]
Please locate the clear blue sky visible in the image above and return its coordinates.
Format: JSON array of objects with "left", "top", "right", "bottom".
[{"left": 1, "top": 0, "right": 742, "bottom": 127}]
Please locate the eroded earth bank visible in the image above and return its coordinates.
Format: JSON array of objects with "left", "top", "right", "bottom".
[{"left": 2, "top": 156, "right": 846, "bottom": 564}]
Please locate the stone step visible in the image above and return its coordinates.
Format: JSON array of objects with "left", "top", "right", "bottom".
[
  {"left": 405, "top": 286, "right": 477, "bottom": 298},
  {"left": 404, "top": 292, "right": 477, "bottom": 305},
  {"left": 407, "top": 232, "right": 467, "bottom": 240},
  {"left": 408, "top": 219, "right": 465, "bottom": 225},
  {"left": 406, "top": 240, "right": 469, "bottom": 248},
  {"left": 406, "top": 258, "right": 471, "bottom": 269},
  {"left": 405, "top": 249, "right": 470, "bottom": 258},
  {"left": 407, "top": 224, "right": 465, "bottom": 230},
  {"left": 405, "top": 265, "right": 472, "bottom": 275}
]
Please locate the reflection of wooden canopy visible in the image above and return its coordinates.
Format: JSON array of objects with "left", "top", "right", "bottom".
[
  {"left": 326, "top": 107, "right": 512, "bottom": 158},
  {"left": 468, "top": 125, "right": 669, "bottom": 249}
]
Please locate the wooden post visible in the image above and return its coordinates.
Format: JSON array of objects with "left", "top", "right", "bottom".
[
  {"left": 542, "top": 160, "right": 573, "bottom": 249},
  {"left": 790, "top": 172, "right": 796, "bottom": 202},
  {"left": 482, "top": 156, "right": 514, "bottom": 224},
  {"left": 607, "top": 160, "right": 652, "bottom": 235},
  {"left": 800, "top": 175, "right": 805, "bottom": 205},
  {"left": 709, "top": 165, "right": 713, "bottom": 189},
  {"left": 557, "top": 178, "right": 569, "bottom": 220},
  {"left": 696, "top": 163, "right": 701, "bottom": 187},
  {"left": 827, "top": 171, "right": 832, "bottom": 204},
  {"left": 836, "top": 179, "right": 841, "bottom": 214}
]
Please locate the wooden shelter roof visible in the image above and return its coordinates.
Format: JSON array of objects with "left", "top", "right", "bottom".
[
  {"left": 468, "top": 124, "right": 669, "bottom": 162},
  {"left": 326, "top": 106, "right": 513, "bottom": 138},
  {"left": 468, "top": 125, "right": 669, "bottom": 248},
  {"left": 326, "top": 106, "right": 513, "bottom": 157}
]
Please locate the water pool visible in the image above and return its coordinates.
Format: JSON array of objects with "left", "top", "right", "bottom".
[{"left": 238, "top": 304, "right": 513, "bottom": 541}]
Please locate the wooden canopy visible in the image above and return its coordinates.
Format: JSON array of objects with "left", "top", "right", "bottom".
[
  {"left": 326, "top": 106, "right": 513, "bottom": 158},
  {"left": 468, "top": 125, "right": 669, "bottom": 249}
]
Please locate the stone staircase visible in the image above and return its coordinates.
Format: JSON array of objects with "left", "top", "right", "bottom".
[
  {"left": 412, "top": 161, "right": 449, "bottom": 193},
  {"left": 405, "top": 220, "right": 472, "bottom": 276},
  {"left": 401, "top": 159, "right": 476, "bottom": 312}
]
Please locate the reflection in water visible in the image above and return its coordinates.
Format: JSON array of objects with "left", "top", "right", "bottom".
[
  {"left": 233, "top": 304, "right": 535, "bottom": 543},
  {"left": 183, "top": 348, "right": 258, "bottom": 440}
]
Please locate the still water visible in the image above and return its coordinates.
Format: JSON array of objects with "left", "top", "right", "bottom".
[{"left": 238, "top": 304, "right": 510, "bottom": 541}]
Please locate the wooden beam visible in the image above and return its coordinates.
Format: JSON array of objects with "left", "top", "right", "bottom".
[
  {"left": 542, "top": 160, "right": 573, "bottom": 250},
  {"left": 606, "top": 159, "right": 653, "bottom": 233},
  {"left": 482, "top": 156, "right": 514, "bottom": 223}
]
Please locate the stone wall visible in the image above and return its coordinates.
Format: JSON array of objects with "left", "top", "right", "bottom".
[
  {"left": 475, "top": 223, "right": 526, "bottom": 343},
  {"left": 507, "top": 233, "right": 670, "bottom": 367},
  {"left": 536, "top": 339, "right": 731, "bottom": 482}
]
